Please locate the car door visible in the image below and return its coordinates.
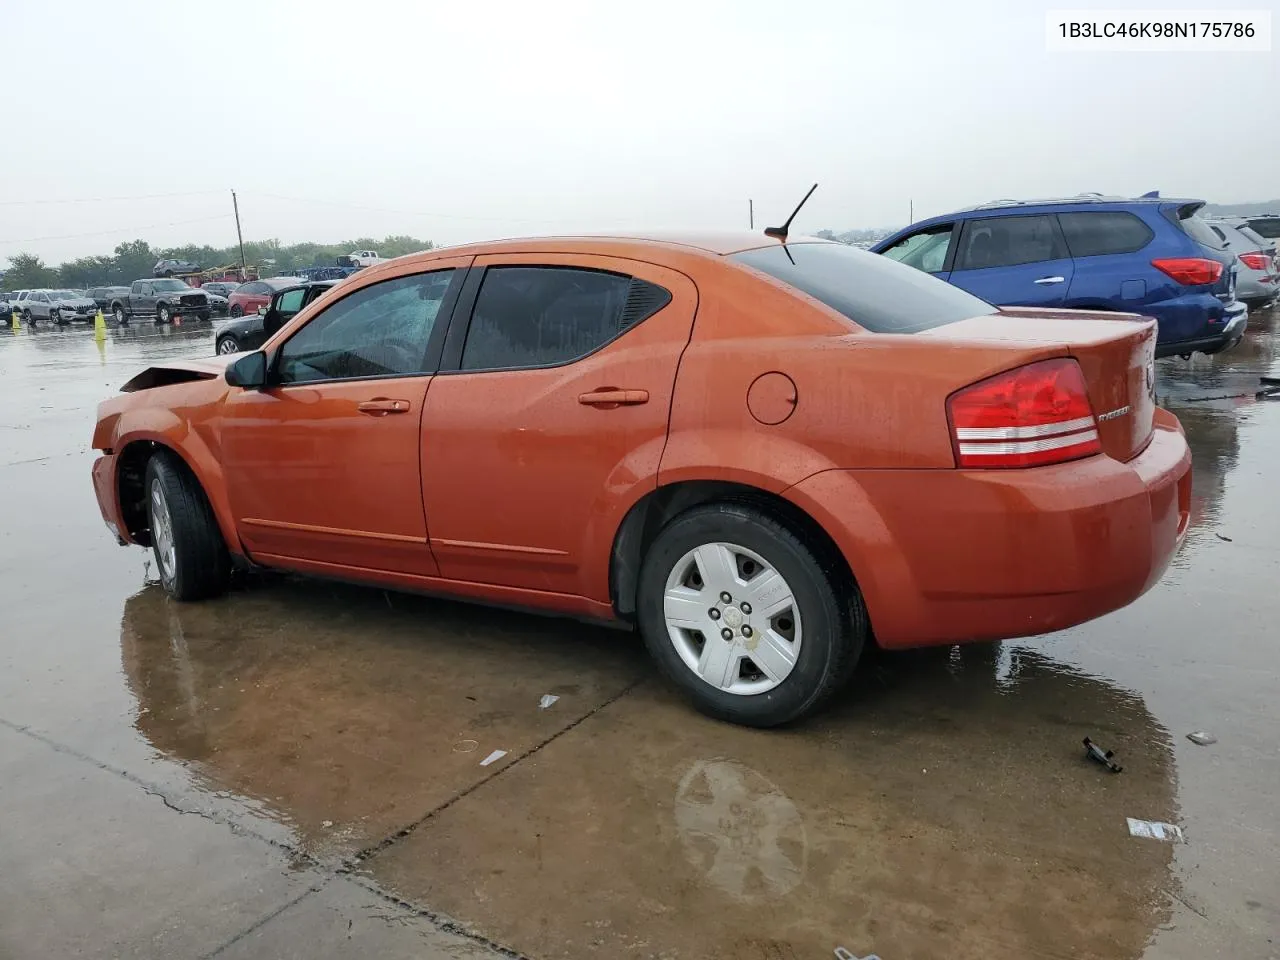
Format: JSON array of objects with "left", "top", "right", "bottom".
[
  {"left": 949, "top": 214, "right": 1075, "bottom": 307},
  {"left": 877, "top": 222, "right": 958, "bottom": 280},
  {"left": 134, "top": 282, "right": 155, "bottom": 315},
  {"left": 220, "top": 258, "right": 469, "bottom": 577},
  {"left": 420, "top": 253, "right": 697, "bottom": 598},
  {"left": 30, "top": 292, "right": 49, "bottom": 319}
]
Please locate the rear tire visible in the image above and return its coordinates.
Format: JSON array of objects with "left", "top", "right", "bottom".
[
  {"left": 637, "top": 502, "right": 864, "bottom": 727},
  {"left": 229, "top": 303, "right": 243, "bottom": 318},
  {"left": 113, "top": 305, "right": 127, "bottom": 325},
  {"left": 144, "top": 453, "right": 231, "bottom": 601},
  {"left": 157, "top": 303, "right": 171, "bottom": 324}
]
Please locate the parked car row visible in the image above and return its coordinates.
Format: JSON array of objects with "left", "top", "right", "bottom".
[
  {"left": 215, "top": 278, "right": 340, "bottom": 354},
  {"left": 873, "top": 193, "right": 1276, "bottom": 358},
  {"left": 1, "top": 288, "right": 98, "bottom": 324}
]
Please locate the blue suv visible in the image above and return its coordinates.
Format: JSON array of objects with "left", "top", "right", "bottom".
[{"left": 871, "top": 195, "right": 1247, "bottom": 357}]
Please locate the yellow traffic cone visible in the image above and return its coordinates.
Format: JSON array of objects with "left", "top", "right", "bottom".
[
  {"left": 94, "top": 309, "right": 107, "bottom": 342},
  {"left": 10, "top": 311, "right": 18, "bottom": 332}
]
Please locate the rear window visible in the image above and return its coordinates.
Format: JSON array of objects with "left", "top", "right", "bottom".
[
  {"left": 731, "top": 242, "right": 993, "bottom": 334},
  {"left": 1058, "top": 211, "right": 1154, "bottom": 257},
  {"left": 1169, "top": 205, "right": 1225, "bottom": 249},
  {"left": 1247, "top": 218, "right": 1280, "bottom": 240}
]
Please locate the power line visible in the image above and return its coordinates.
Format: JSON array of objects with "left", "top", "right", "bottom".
[
  {"left": 0, "top": 214, "right": 232, "bottom": 246},
  {"left": 0, "top": 190, "right": 224, "bottom": 207}
]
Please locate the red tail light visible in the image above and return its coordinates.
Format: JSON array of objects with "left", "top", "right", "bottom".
[
  {"left": 948, "top": 359, "right": 1100, "bottom": 469},
  {"left": 1151, "top": 257, "right": 1223, "bottom": 286},
  {"left": 1238, "top": 252, "right": 1270, "bottom": 271}
]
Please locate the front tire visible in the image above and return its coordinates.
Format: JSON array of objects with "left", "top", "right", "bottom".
[
  {"left": 145, "top": 453, "right": 231, "bottom": 601},
  {"left": 637, "top": 503, "right": 864, "bottom": 727},
  {"left": 216, "top": 335, "right": 240, "bottom": 355}
]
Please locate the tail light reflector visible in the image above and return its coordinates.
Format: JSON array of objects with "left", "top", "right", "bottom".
[
  {"left": 1238, "top": 252, "right": 1270, "bottom": 271},
  {"left": 1151, "top": 257, "right": 1223, "bottom": 286},
  {"left": 948, "top": 359, "right": 1100, "bottom": 469}
]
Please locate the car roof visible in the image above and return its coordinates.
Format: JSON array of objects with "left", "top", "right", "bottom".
[
  {"left": 960, "top": 193, "right": 1201, "bottom": 212},
  {"left": 390, "top": 231, "right": 811, "bottom": 267}
]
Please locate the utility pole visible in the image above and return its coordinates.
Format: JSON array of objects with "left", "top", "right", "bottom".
[
  {"left": 909, "top": 198, "right": 914, "bottom": 222},
  {"left": 749, "top": 198, "right": 754, "bottom": 230},
  {"left": 231, "top": 189, "right": 247, "bottom": 278}
]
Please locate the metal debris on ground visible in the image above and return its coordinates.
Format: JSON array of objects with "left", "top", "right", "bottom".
[
  {"left": 539, "top": 694, "right": 560, "bottom": 709},
  {"left": 1083, "top": 736, "right": 1124, "bottom": 773},
  {"left": 1187, "top": 731, "right": 1217, "bottom": 745},
  {"left": 479, "top": 749, "right": 507, "bottom": 766},
  {"left": 1127, "top": 818, "right": 1184, "bottom": 842},
  {"left": 834, "top": 948, "right": 882, "bottom": 960}
]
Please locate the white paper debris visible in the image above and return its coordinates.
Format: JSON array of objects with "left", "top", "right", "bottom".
[
  {"left": 539, "top": 695, "right": 560, "bottom": 709},
  {"left": 321, "top": 820, "right": 333, "bottom": 828},
  {"left": 1186, "top": 731, "right": 1217, "bottom": 746},
  {"left": 1127, "top": 817, "right": 1184, "bottom": 842},
  {"left": 480, "top": 749, "right": 507, "bottom": 767}
]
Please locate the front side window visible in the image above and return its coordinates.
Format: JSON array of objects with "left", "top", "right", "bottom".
[
  {"left": 276, "top": 270, "right": 455, "bottom": 384},
  {"left": 880, "top": 225, "right": 954, "bottom": 273},
  {"left": 1058, "top": 211, "right": 1154, "bottom": 257},
  {"left": 152, "top": 279, "right": 191, "bottom": 292},
  {"left": 459, "top": 266, "right": 667, "bottom": 371},
  {"left": 276, "top": 288, "right": 306, "bottom": 316},
  {"left": 954, "top": 215, "right": 1066, "bottom": 270}
]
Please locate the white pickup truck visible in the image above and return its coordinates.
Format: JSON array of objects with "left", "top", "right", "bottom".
[{"left": 343, "top": 249, "right": 387, "bottom": 268}]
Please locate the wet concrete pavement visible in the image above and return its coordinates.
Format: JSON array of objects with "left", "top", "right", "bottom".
[{"left": 1, "top": 312, "right": 1278, "bottom": 959}]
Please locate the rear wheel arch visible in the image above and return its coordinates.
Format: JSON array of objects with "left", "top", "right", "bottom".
[{"left": 609, "top": 479, "right": 862, "bottom": 627}]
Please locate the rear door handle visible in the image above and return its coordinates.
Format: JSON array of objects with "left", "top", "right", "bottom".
[
  {"left": 578, "top": 388, "right": 649, "bottom": 407},
  {"left": 357, "top": 398, "right": 411, "bottom": 416},
  {"left": 1034, "top": 276, "right": 1066, "bottom": 285}
]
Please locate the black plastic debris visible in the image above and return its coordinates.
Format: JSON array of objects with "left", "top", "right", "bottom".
[
  {"left": 1257, "top": 376, "right": 1280, "bottom": 400},
  {"left": 1187, "top": 731, "right": 1217, "bottom": 746},
  {"left": 1215, "top": 533, "right": 1233, "bottom": 542},
  {"left": 1084, "top": 737, "right": 1123, "bottom": 773}
]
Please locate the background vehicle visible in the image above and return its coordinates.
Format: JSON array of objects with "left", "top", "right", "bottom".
[
  {"left": 225, "top": 276, "right": 300, "bottom": 317},
  {"left": 205, "top": 291, "right": 230, "bottom": 316},
  {"left": 91, "top": 233, "right": 1190, "bottom": 728},
  {"left": 201, "top": 281, "right": 240, "bottom": 299},
  {"left": 215, "top": 279, "right": 338, "bottom": 354},
  {"left": 339, "top": 249, "right": 387, "bottom": 268},
  {"left": 874, "top": 194, "right": 1248, "bottom": 358},
  {"left": 0, "top": 292, "right": 14, "bottom": 317},
  {"left": 87, "top": 285, "right": 131, "bottom": 312},
  {"left": 10, "top": 291, "right": 30, "bottom": 318},
  {"left": 1205, "top": 219, "right": 1279, "bottom": 306},
  {"left": 153, "top": 258, "right": 199, "bottom": 277},
  {"left": 19, "top": 289, "right": 94, "bottom": 324},
  {"left": 109, "top": 279, "right": 211, "bottom": 324}
]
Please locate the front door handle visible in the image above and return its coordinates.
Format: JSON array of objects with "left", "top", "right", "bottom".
[
  {"left": 357, "top": 398, "right": 411, "bottom": 416},
  {"left": 578, "top": 388, "right": 649, "bottom": 407},
  {"left": 1034, "top": 276, "right": 1066, "bottom": 285}
]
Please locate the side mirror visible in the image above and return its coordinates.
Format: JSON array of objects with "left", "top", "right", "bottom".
[
  {"left": 257, "top": 305, "right": 268, "bottom": 316},
  {"left": 225, "top": 351, "right": 268, "bottom": 389}
]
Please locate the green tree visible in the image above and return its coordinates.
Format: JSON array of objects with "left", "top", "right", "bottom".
[
  {"left": 112, "top": 240, "right": 155, "bottom": 284},
  {"left": 3, "top": 252, "right": 57, "bottom": 289}
]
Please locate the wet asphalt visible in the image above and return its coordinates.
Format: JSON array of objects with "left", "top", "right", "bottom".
[{"left": 0, "top": 310, "right": 1277, "bottom": 960}]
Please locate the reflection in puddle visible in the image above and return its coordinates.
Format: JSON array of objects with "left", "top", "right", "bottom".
[{"left": 674, "top": 759, "right": 806, "bottom": 901}]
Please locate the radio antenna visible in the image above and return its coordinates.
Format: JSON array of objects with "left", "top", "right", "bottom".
[{"left": 764, "top": 183, "right": 818, "bottom": 240}]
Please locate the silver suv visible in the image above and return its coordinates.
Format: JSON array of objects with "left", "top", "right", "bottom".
[{"left": 21, "top": 289, "right": 99, "bottom": 324}]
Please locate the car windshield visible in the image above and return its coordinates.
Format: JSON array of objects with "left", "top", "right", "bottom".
[
  {"left": 730, "top": 241, "right": 993, "bottom": 334},
  {"left": 152, "top": 279, "right": 192, "bottom": 292},
  {"left": 52, "top": 290, "right": 78, "bottom": 299}
]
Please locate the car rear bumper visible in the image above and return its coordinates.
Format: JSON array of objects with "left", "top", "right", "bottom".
[
  {"left": 1156, "top": 305, "right": 1247, "bottom": 357},
  {"left": 91, "top": 454, "right": 130, "bottom": 546},
  {"left": 786, "top": 408, "right": 1192, "bottom": 649}
]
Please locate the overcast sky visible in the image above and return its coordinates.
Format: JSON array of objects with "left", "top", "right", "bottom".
[{"left": 2, "top": 0, "right": 1277, "bottom": 266}]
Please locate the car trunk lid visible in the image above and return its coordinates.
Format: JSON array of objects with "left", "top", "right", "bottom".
[{"left": 920, "top": 308, "right": 1157, "bottom": 463}]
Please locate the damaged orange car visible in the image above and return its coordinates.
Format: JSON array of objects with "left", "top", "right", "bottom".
[{"left": 91, "top": 232, "right": 1191, "bottom": 727}]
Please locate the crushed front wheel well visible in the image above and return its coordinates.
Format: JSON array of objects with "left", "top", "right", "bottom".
[
  {"left": 609, "top": 480, "right": 858, "bottom": 623},
  {"left": 116, "top": 441, "right": 198, "bottom": 546}
]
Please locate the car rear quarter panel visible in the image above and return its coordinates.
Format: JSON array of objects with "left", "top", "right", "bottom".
[{"left": 96, "top": 379, "right": 241, "bottom": 554}]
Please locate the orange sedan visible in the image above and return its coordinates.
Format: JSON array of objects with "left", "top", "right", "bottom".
[{"left": 91, "top": 232, "right": 1191, "bottom": 727}]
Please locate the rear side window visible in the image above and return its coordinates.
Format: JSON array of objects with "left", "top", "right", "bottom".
[
  {"left": 732, "top": 242, "right": 993, "bottom": 334},
  {"left": 954, "top": 215, "right": 1067, "bottom": 270},
  {"left": 1236, "top": 225, "right": 1270, "bottom": 247},
  {"left": 879, "top": 224, "right": 954, "bottom": 273},
  {"left": 459, "top": 266, "right": 671, "bottom": 371},
  {"left": 1058, "top": 211, "right": 1154, "bottom": 257}
]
